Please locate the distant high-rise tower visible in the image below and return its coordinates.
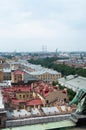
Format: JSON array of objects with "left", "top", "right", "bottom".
[{"left": 56, "top": 48, "right": 58, "bottom": 57}]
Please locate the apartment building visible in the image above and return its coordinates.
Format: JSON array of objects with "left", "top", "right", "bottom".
[
  {"left": 30, "top": 69, "right": 61, "bottom": 82},
  {"left": 10, "top": 60, "right": 61, "bottom": 83}
]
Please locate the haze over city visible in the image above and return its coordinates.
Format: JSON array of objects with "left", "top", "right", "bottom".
[{"left": 0, "top": 0, "right": 86, "bottom": 52}]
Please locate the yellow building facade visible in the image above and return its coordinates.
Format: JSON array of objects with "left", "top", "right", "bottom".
[
  {"left": 15, "top": 91, "right": 33, "bottom": 100},
  {"left": 0, "top": 71, "right": 4, "bottom": 82},
  {"left": 35, "top": 72, "right": 61, "bottom": 82}
]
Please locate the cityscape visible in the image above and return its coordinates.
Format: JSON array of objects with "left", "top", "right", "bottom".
[
  {"left": 0, "top": 51, "right": 86, "bottom": 129},
  {"left": 0, "top": 0, "right": 86, "bottom": 129}
]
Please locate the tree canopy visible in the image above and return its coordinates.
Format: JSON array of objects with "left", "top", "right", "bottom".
[{"left": 28, "top": 57, "right": 86, "bottom": 77}]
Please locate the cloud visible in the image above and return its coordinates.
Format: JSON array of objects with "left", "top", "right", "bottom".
[
  {"left": 0, "top": 0, "right": 86, "bottom": 51},
  {"left": 0, "top": 22, "right": 57, "bottom": 39}
]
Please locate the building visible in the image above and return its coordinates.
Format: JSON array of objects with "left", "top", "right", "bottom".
[
  {"left": 0, "top": 58, "right": 5, "bottom": 63},
  {"left": 0, "top": 71, "right": 4, "bottom": 82},
  {"left": 0, "top": 89, "right": 6, "bottom": 128},
  {"left": 11, "top": 70, "right": 25, "bottom": 83},
  {"left": 58, "top": 75, "right": 86, "bottom": 92},
  {"left": 0, "top": 63, "right": 11, "bottom": 81},
  {"left": 1, "top": 81, "right": 76, "bottom": 128},
  {"left": 3, "top": 85, "right": 45, "bottom": 110},
  {"left": 11, "top": 69, "right": 40, "bottom": 84},
  {"left": 45, "top": 90, "right": 69, "bottom": 106},
  {"left": 3, "top": 68, "right": 11, "bottom": 80},
  {"left": 30, "top": 69, "right": 61, "bottom": 82},
  {"left": 3, "top": 81, "right": 69, "bottom": 111},
  {"left": 9, "top": 60, "right": 61, "bottom": 83}
]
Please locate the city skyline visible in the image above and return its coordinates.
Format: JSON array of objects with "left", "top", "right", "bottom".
[{"left": 0, "top": 0, "right": 86, "bottom": 52}]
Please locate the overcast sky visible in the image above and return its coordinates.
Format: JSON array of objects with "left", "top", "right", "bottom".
[{"left": 0, "top": 0, "right": 86, "bottom": 52}]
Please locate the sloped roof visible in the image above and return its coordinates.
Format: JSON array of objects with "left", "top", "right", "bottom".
[
  {"left": 45, "top": 91, "right": 68, "bottom": 104},
  {"left": 27, "top": 98, "right": 43, "bottom": 106},
  {"left": 11, "top": 99, "right": 25, "bottom": 105},
  {"left": 30, "top": 69, "right": 59, "bottom": 75}
]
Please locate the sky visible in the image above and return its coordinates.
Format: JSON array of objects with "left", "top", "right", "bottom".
[{"left": 0, "top": 0, "right": 86, "bottom": 52}]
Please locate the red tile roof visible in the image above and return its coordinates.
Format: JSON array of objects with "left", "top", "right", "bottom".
[
  {"left": 3, "top": 81, "right": 68, "bottom": 107},
  {"left": 11, "top": 99, "right": 25, "bottom": 105},
  {"left": 4, "top": 96, "right": 8, "bottom": 103},
  {"left": 27, "top": 99, "right": 43, "bottom": 106},
  {"left": 3, "top": 86, "right": 31, "bottom": 92}
]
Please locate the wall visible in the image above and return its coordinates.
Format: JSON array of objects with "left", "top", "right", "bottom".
[{"left": 6, "top": 114, "right": 70, "bottom": 127}]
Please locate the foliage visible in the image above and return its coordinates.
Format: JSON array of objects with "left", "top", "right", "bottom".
[
  {"left": 52, "top": 81, "right": 57, "bottom": 86},
  {"left": 29, "top": 57, "right": 57, "bottom": 67},
  {"left": 28, "top": 57, "right": 86, "bottom": 77}
]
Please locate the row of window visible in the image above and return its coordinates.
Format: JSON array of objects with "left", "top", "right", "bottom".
[{"left": 17, "top": 93, "right": 33, "bottom": 99}]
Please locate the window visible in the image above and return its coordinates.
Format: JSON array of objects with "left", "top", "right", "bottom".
[
  {"left": 20, "top": 95, "right": 21, "bottom": 98},
  {"left": 23, "top": 95, "right": 25, "bottom": 98}
]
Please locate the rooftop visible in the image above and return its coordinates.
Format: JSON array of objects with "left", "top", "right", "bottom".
[
  {"left": 27, "top": 99, "right": 43, "bottom": 106},
  {"left": 30, "top": 68, "right": 59, "bottom": 75},
  {"left": 13, "top": 70, "right": 25, "bottom": 75},
  {"left": 58, "top": 75, "right": 86, "bottom": 91},
  {"left": 10, "top": 60, "right": 61, "bottom": 76},
  {"left": 3, "top": 68, "right": 11, "bottom": 73},
  {"left": 2, "top": 119, "right": 76, "bottom": 130}
]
